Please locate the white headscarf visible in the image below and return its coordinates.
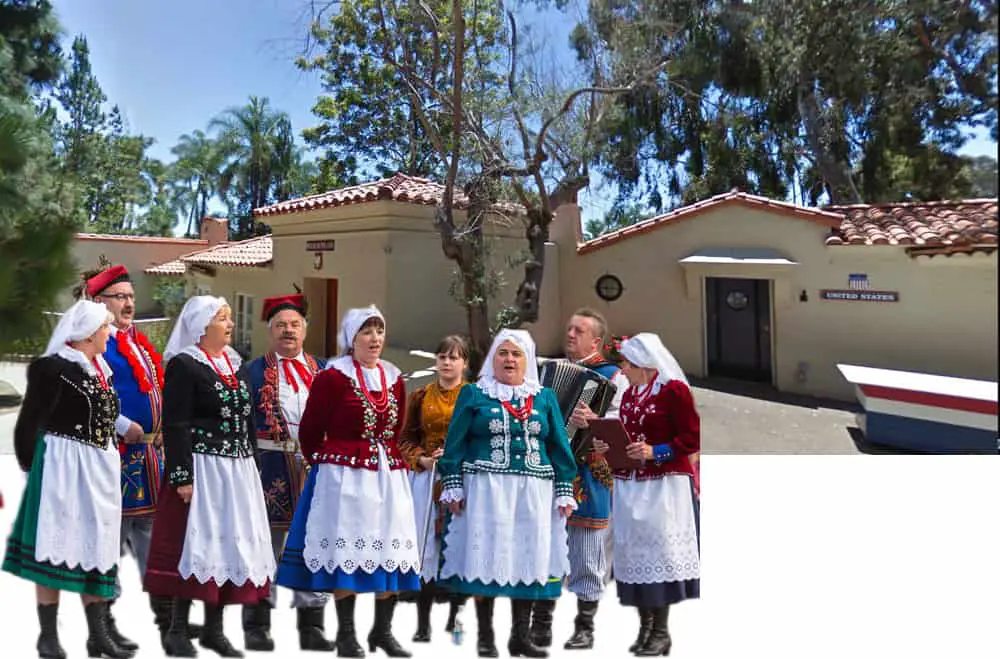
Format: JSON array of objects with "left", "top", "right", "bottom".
[
  {"left": 477, "top": 328, "right": 542, "bottom": 401},
  {"left": 43, "top": 300, "right": 111, "bottom": 357},
  {"left": 163, "top": 295, "right": 228, "bottom": 363},
  {"left": 620, "top": 333, "right": 689, "bottom": 391},
  {"left": 338, "top": 305, "right": 385, "bottom": 355},
  {"left": 328, "top": 304, "right": 401, "bottom": 388}
]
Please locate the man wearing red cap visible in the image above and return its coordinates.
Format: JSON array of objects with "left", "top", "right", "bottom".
[
  {"left": 240, "top": 292, "right": 334, "bottom": 652},
  {"left": 82, "top": 264, "right": 202, "bottom": 651}
]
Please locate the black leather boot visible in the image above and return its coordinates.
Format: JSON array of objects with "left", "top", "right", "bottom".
[
  {"left": 563, "top": 599, "right": 597, "bottom": 650},
  {"left": 635, "top": 606, "right": 671, "bottom": 656},
  {"left": 150, "top": 596, "right": 173, "bottom": 648},
  {"left": 333, "top": 596, "right": 365, "bottom": 657},
  {"left": 241, "top": 601, "right": 274, "bottom": 651},
  {"left": 106, "top": 601, "right": 139, "bottom": 652},
  {"left": 629, "top": 608, "right": 653, "bottom": 653},
  {"left": 198, "top": 604, "right": 243, "bottom": 657},
  {"left": 366, "top": 597, "right": 411, "bottom": 657},
  {"left": 529, "top": 599, "right": 554, "bottom": 648},
  {"left": 444, "top": 603, "right": 457, "bottom": 633},
  {"left": 412, "top": 587, "right": 433, "bottom": 642},
  {"left": 508, "top": 599, "right": 547, "bottom": 658},
  {"left": 84, "top": 601, "right": 134, "bottom": 659},
  {"left": 36, "top": 603, "right": 66, "bottom": 659},
  {"left": 474, "top": 597, "right": 498, "bottom": 658},
  {"left": 163, "top": 598, "right": 197, "bottom": 657},
  {"left": 297, "top": 606, "right": 335, "bottom": 651}
]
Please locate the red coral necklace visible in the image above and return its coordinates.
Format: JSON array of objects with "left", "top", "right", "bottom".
[
  {"left": 634, "top": 375, "right": 657, "bottom": 407},
  {"left": 92, "top": 360, "right": 110, "bottom": 391},
  {"left": 502, "top": 396, "right": 534, "bottom": 422},
  {"left": 354, "top": 360, "right": 389, "bottom": 413},
  {"left": 200, "top": 347, "right": 239, "bottom": 389}
]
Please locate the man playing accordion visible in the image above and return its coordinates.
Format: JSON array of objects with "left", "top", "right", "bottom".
[{"left": 534, "top": 308, "right": 629, "bottom": 651}]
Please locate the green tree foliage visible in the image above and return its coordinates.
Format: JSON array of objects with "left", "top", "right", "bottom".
[
  {"left": 55, "top": 36, "right": 165, "bottom": 234},
  {"left": 960, "top": 154, "right": 998, "bottom": 197},
  {"left": 569, "top": 0, "right": 997, "bottom": 209},
  {"left": 211, "top": 95, "right": 302, "bottom": 238},
  {"left": 0, "top": 0, "right": 82, "bottom": 349},
  {"left": 297, "top": 0, "right": 506, "bottom": 183}
]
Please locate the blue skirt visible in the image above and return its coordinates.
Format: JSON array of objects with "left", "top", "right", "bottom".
[{"left": 275, "top": 466, "right": 421, "bottom": 594}]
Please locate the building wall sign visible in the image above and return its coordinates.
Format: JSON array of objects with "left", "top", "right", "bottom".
[
  {"left": 306, "top": 239, "right": 336, "bottom": 252},
  {"left": 820, "top": 273, "right": 899, "bottom": 302}
]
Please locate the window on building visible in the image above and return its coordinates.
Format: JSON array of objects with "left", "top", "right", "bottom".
[{"left": 234, "top": 293, "right": 254, "bottom": 357}]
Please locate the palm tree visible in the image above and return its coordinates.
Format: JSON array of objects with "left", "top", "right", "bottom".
[
  {"left": 210, "top": 96, "right": 295, "bottom": 238},
  {"left": 169, "top": 129, "right": 223, "bottom": 237}
]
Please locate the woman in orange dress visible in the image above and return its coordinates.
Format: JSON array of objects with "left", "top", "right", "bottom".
[{"left": 397, "top": 336, "right": 471, "bottom": 645}]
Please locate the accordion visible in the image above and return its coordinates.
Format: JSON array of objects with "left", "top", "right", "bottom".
[{"left": 539, "top": 360, "right": 617, "bottom": 459}]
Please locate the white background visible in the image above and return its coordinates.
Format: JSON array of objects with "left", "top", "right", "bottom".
[{"left": 0, "top": 455, "right": 997, "bottom": 658}]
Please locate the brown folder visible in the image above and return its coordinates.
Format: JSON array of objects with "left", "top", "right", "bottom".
[{"left": 588, "top": 418, "right": 644, "bottom": 471}]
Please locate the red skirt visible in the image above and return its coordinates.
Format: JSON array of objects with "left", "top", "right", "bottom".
[{"left": 143, "top": 477, "right": 270, "bottom": 605}]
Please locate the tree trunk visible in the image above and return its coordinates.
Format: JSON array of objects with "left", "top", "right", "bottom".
[
  {"left": 462, "top": 263, "right": 492, "bottom": 375},
  {"left": 510, "top": 208, "right": 550, "bottom": 326},
  {"left": 797, "top": 80, "right": 862, "bottom": 204}
]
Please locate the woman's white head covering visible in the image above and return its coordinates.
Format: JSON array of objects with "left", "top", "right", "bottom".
[
  {"left": 43, "top": 300, "right": 111, "bottom": 357},
  {"left": 476, "top": 328, "right": 542, "bottom": 401},
  {"left": 338, "top": 305, "right": 385, "bottom": 355},
  {"left": 164, "top": 295, "right": 228, "bottom": 362},
  {"left": 620, "top": 333, "right": 689, "bottom": 388}
]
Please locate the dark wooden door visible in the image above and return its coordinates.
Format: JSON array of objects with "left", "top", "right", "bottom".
[
  {"left": 706, "top": 277, "right": 772, "bottom": 383},
  {"left": 324, "top": 278, "right": 339, "bottom": 357}
]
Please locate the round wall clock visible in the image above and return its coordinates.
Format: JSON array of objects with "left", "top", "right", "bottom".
[{"left": 595, "top": 274, "right": 624, "bottom": 302}]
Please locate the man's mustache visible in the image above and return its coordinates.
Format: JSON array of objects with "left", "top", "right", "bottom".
[{"left": 281, "top": 333, "right": 297, "bottom": 340}]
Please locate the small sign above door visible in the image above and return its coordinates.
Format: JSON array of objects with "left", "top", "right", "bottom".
[
  {"left": 820, "top": 290, "right": 899, "bottom": 302},
  {"left": 306, "top": 239, "right": 336, "bottom": 252}
]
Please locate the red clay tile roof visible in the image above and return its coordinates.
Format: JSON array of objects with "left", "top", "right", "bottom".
[
  {"left": 253, "top": 172, "right": 522, "bottom": 217},
  {"left": 182, "top": 235, "right": 272, "bottom": 267},
  {"left": 823, "top": 199, "right": 998, "bottom": 247},
  {"left": 77, "top": 233, "right": 208, "bottom": 246},
  {"left": 144, "top": 259, "right": 187, "bottom": 276},
  {"left": 144, "top": 235, "right": 272, "bottom": 276},
  {"left": 576, "top": 191, "right": 999, "bottom": 255},
  {"left": 577, "top": 190, "right": 845, "bottom": 255}
]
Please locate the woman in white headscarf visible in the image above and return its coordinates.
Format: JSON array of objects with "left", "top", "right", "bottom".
[
  {"left": 436, "top": 329, "right": 578, "bottom": 659},
  {"left": 613, "top": 333, "right": 700, "bottom": 657},
  {"left": 2, "top": 300, "right": 137, "bottom": 659},
  {"left": 276, "top": 305, "right": 420, "bottom": 658},
  {"left": 143, "top": 296, "right": 274, "bottom": 658}
]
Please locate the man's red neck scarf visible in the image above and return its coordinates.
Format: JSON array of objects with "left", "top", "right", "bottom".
[{"left": 116, "top": 326, "right": 164, "bottom": 393}]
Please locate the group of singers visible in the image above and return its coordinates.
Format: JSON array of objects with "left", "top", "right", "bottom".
[{"left": 2, "top": 262, "right": 700, "bottom": 659}]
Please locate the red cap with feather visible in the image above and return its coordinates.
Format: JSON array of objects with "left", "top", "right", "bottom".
[{"left": 86, "top": 265, "right": 131, "bottom": 298}]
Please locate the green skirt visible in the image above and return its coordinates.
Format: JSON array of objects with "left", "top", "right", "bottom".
[{"left": 2, "top": 435, "right": 117, "bottom": 597}]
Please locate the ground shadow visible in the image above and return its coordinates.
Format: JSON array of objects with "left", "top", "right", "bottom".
[
  {"left": 688, "top": 376, "right": 861, "bottom": 414},
  {"left": 846, "top": 426, "right": 926, "bottom": 454}
]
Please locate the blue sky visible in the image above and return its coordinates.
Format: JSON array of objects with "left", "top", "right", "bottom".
[{"left": 52, "top": 0, "right": 997, "bottom": 224}]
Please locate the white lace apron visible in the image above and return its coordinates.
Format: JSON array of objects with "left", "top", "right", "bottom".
[
  {"left": 35, "top": 434, "right": 122, "bottom": 573},
  {"left": 178, "top": 453, "right": 275, "bottom": 587},
  {"left": 612, "top": 474, "right": 700, "bottom": 584},
  {"left": 302, "top": 445, "right": 421, "bottom": 576},
  {"left": 439, "top": 472, "right": 570, "bottom": 586}
]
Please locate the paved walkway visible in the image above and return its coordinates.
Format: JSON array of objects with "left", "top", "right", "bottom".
[{"left": 690, "top": 378, "right": 868, "bottom": 454}]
